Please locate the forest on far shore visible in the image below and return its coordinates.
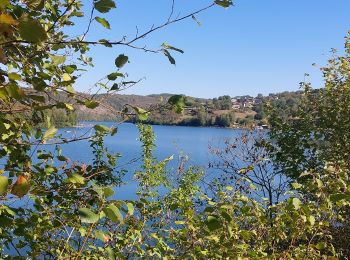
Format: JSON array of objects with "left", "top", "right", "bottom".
[{"left": 49, "top": 90, "right": 303, "bottom": 128}]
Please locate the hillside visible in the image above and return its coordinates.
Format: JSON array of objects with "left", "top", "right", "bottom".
[{"left": 75, "top": 91, "right": 302, "bottom": 128}]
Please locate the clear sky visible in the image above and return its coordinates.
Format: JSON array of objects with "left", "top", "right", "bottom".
[{"left": 74, "top": 0, "right": 350, "bottom": 98}]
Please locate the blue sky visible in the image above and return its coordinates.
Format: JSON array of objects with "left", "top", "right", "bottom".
[{"left": 74, "top": 0, "right": 350, "bottom": 98}]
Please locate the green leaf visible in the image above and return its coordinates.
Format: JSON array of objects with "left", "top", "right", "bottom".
[
  {"left": 42, "top": 125, "right": 57, "bottom": 141},
  {"left": 291, "top": 182, "right": 302, "bottom": 189},
  {"left": 6, "top": 84, "right": 24, "bottom": 100},
  {"left": 214, "top": 0, "right": 232, "bottom": 8},
  {"left": 121, "top": 81, "right": 137, "bottom": 85},
  {"left": 168, "top": 95, "right": 186, "bottom": 113},
  {"left": 50, "top": 55, "right": 66, "bottom": 65},
  {"left": 127, "top": 202, "right": 134, "bottom": 215},
  {"left": 330, "top": 193, "right": 350, "bottom": 202},
  {"left": 8, "top": 73, "right": 21, "bottom": 81},
  {"left": 0, "top": 176, "right": 9, "bottom": 195},
  {"left": 103, "top": 187, "right": 114, "bottom": 198},
  {"left": 107, "top": 72, "right": 123, "bottom": 81},
  {"left": 133, "top": 107, "right": 149, "bottom": 121},
  {"left": 64, "top": 65, "right": 77, "bottom": 73},
  {"left": 19, "top": 17, "right": 47, "bottom": 43},
  {"left": 103, "top": 204, "right": 123, "bottom": 223},
  {"left": 95, "top": 16, "right": 110, "bottom": 29},
  {"left": 206, "top": 215, "right": 221, "bottom": 231},
  {"left": 292, "top": 198, "right": 301, "bottom": 210},
  {"left": 0, "top": 0, "right": 10, "bottom": 10},
  {"left": 309, "top": 215, "right": 315, "bottom": 226},
  {"left": 85, "top": 100, "right": 99, "bottom": 109},
  {"left": 66, "top": 85, "right": 75, "bottom": 94},
  {"left": 78, "top": 208, "right": 100, "bottom": 224},
  {"left": 115, "top": 54, "right": 128, "bottom": 68},
  {"left": 94, "top": 124, "right": 111, "bottom": 133},
  {"left": 316, "top": 242, "right": 326, "bottom": 250},
  {"left": 95, "top": 230, "right": 108, "bottom": 241},
  {"left": 163, "top": 49, "right": 175, "bottom": 65},
  {"left": 106, "top": 246, "right": 116, "bottom": 260},
  {"left": 94, "top": 0, "right": 116, "bottom": 13},
  {"left": 99, "top": 39, "right": 112, "bottom": 47},
  {"left": 161, "top": 43, "right": 184, "bottom": 54},
  {"left": 66, "top": 173, "right": 85, "bottom": 185},
  {"left": 0, "top": 87, "right": 8, "bottom": 101}
]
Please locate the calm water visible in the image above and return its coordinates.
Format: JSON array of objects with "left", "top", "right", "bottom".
[
  {"left": 58, "top": 122, "right": 242, "bottom": 199},
  {"left": 3, "top": 123, "right": 253, "bottom": 255}
]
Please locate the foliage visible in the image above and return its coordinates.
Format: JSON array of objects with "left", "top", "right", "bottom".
[
  {"left": 267, "top": 32, "right": 350, "bottom": 258},
  {"left": 0, "top": 0, "right": 349, "bottom": 258}
]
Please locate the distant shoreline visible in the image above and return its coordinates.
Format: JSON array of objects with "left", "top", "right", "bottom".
[{"left": 71, "top": 121, "right": 268, "bottom": 131}]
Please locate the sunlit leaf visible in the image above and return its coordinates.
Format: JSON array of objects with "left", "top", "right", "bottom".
[
  {"left": 161, "top": 43, "right": 184, "bottom": 54},
  {"left": 0, "top": 175, "right": 8, "bottom": 195},
  {"left": 62, "top": 73, "right": 71, "bottom": 81},
  {"left": 126, "top": 202, "right": 134, "bottom": 215},
  {"left": 95, "top": 16, "right": 110, "bottom": 29},
  {"left": 8, "top": 73, "right": 21, "bottom": 81},
  {"left": 292, "top": 198, "right": 301, "bottom": 210},
  {"left": 42, "top": 125, "right": 57, "bottom": 141},
  {"left": 66, "top": 173, "right": 85, "bottom": 184},
  {"left": 94, "top": 124, "right": 111, "bottom": 133},
  {"left": 50, "top": 55, "right": 66, "bottom": 65},
  {"left": 133, "top": 106, "right": 149, "bottom": 121},
  {"left": 85, "top": 100, "right": 99, "bottom": 109}
]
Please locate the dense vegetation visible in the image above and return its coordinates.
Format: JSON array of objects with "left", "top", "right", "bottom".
[
  {"left": 0, "top": 0, "right": 349, "bottom": 259},
  {"left": 75, "top": 91, "right": 302, "bottom": 128}
]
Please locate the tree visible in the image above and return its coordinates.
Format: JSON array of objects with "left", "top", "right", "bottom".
[
  {"left": 0, "top": 0, "right": 349, "bottom": 258},
  {"left": 267, "top": 33, "right": 350, "bottom": 257},
  {"left": 0, "top": 0, "right": 233, "bottom": 257},
  {"left": 208, "top": 130, "right": 289, "bottom": 220}
]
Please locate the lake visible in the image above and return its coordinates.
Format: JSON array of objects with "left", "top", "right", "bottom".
[{"left": 59, "top": 122, "right": 243, "bottom": 199}]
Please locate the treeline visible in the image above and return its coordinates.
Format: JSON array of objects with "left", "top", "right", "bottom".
[
  {"left": 75, "top": 91, "right": 304, "bottom": 128},
  {"left": 48, "top": 88, "right": 304, "bottom": 128}
]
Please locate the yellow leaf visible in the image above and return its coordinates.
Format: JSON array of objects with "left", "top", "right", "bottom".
[
  {"left": 11, "top": 175, "right": 30, "bottom": 197},
  {"left": 0, "top": 14, "right": 18, "bottom": 25},
  {"left": 62, "top": 73, "right": 71, "bottom": 81}
]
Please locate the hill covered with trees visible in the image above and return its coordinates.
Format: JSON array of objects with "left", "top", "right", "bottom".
[{"left": 74, "top": 90, "right": 303, "bottom": 128}]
